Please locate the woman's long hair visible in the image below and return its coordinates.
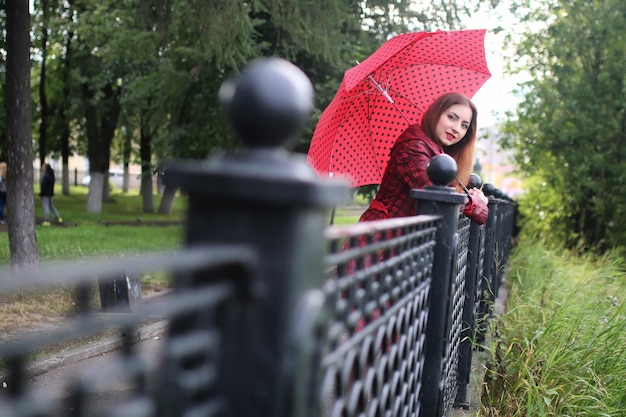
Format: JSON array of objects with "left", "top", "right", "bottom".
[{"left": 421, "top": 92, "right": 478, "bottom": 190}]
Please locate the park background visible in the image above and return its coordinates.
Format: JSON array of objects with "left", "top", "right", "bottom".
[{"left": 0, "top": 1, "right": 625, "bottom": 415}]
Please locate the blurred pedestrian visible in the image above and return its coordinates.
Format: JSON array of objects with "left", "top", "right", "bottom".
[{"left": 40, "top": 163, "right": 62, "bottom": 226}]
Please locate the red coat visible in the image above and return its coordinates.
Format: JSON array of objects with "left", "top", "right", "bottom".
[{"left": 360, "top": 124, "right": 442, "bottom": 221}]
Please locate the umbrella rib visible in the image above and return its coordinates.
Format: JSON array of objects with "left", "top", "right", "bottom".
[
  {"left": 327, "top": 93, "right": 377, "bottom": 180},
  {"left": 366, "top": 75, "right": 412, "bottom": 124},
  {"left": 340, "top": 89, "right": 381, "bottom": 102},
  {"left": 385, "top": 85, "right": 426, "bottom": 114},
  {"left": 362, "top": 93, "right": 390, "bottom": 183}
]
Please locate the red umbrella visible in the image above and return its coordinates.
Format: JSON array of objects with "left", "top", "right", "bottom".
[{"left": 307, "top": 29, "right": 491, "bottom": 188}]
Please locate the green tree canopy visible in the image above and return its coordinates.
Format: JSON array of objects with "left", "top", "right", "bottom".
[{"left": 503, "top": 0, "right": 626, "bottom": 251}]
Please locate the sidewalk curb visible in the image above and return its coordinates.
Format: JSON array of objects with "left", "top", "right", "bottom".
[
  {"left": 1, "top": 291, "right": 172, "bottom": 382},
  {"left": 0, "top": 320, "right": 169, "bottom": 383}
]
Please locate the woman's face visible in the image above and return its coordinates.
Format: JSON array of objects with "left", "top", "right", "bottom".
[{"left": 434, "top": 103, "right": 472, "bottom": 146}]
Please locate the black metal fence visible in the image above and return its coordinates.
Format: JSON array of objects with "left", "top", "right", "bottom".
[{"left": 0, "top": 58, "right": 517, "bottom": 417}]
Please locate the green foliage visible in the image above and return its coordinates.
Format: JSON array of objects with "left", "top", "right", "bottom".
[
  {"left": 483, "top": 239, "right": 626, "bottom": 416},
  {"left": 513, "top": 175, "right": 568, "bottom": 247},
  {"left": 330, "top": 213, "right": 362, "bottom": 226},
  {"left": 8, "top": 0, "right": 501, "bottom": 181},
  {"left": 358, "top": 0, "right": 483, "bottom": 33},
  {"left": 503, "top": 0, "right": 626, "bottom": 251},
  {"left": 354, "top": 185, "right": 379, "bottom": 203}
]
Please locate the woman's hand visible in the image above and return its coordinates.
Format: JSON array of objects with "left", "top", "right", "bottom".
[{"left": 469, "top": 188, "right": 489, "bottom": 205}]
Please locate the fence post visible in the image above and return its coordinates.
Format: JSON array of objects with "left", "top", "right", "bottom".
[
  {"left": 487, "top": 186, "right": 516, "bottom": 298},
  {"left": 164, "top": 58, "right": 349, "bottom": 417},
  {"left": 476, "top": 185, "right": 499, "bottom": 344},
  {"left": 410, "top": 154, "right": 467, "bottom": 417},
  {"left": 454, "top": 219, "right": 484, "bottom": 408}
]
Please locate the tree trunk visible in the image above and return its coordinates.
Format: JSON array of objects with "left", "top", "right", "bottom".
[
  {"left": 122, "top": 126, "right": 132, "bottom": 194},
  {"left": 83, "top": 88, "right": 104, "bottom": 213},
  {"left": 158, "top": 185, "right": 177, "bottom": 214},
  {"left": 60, "top": 31, "right": 73, "bottom": 195},
  {"left": 5, "top": 0, "right": 40, "bottom": 270},
  {"left": 123, "top": 162, "right": 130, "bottom": 193},
  {"left": 38, "top": 0, "right": 49, "bottom": 168},
  {"left": 102, "top": 175, "right": 111, "bottom": 203},
  {"left": 82, "top": 81, "right": 121, "bottom": 213},
  {"left": 141, "top": 177, "right": 155, "bottom": 212},
  {"left": 61, "top": 131, "right": 70, "bottom": 194},
  {"left": 140, "top": 122, "right": 154, "bottom": 213},
  {"left": 141, "top": 174, "right": 154, "bottom": 213},
  {"left": 86, "top": 172, "right": 107, "bottom": 213}
]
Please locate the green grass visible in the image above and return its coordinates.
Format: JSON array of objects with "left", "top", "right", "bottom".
[
  {"left": 0, "top": 188, "right": 363, "bottom": 327},
  {"left": 330, "top": 207, "right": 362, "bottom": 225},
  {"left": 0, "top": 186, "right": 366, "bottom": 367},
  {"left": 483, "top": 240, "right": 626, "bottom": 416},
  {"left": 332, "top": 216, "right": 361, "bottom": 225},
  {"left": 0, "top": 185, "right": 186, "bottom": 264},
  {"left": 1, "top": 185, "right": 366, "bottom": 266},
  {"left": 0, "top": 186, "right": 185, "bottom": 332}
]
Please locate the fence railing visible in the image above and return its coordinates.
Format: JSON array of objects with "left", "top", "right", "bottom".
[{"left": 0, "top": 58, "right": 516, "bottom": 417}]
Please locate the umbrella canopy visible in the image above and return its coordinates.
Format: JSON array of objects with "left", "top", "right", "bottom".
[{"left": 307, "top": 29, "right": 491, "bottom": 188}]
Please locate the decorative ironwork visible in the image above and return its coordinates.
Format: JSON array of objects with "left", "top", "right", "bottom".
[
  {"left": 318, "top": 216, "right": 440, "bottom": 417},
  {"left": 0, "top": 246, "right": 257, "bottom": 417}
]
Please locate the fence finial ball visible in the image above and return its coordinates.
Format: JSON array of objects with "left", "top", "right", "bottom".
[
  {"left": 427, "top": 154, "right": 458, "bottom": 186},
  {"left": 482, "top": 183, "right": 496, "bottom": 196},
  {"left": 219, "top": 57, "right": 314, "bottom": 149},
  {"left": 468, "top": 173, "right": 482, "bottom": 189}
]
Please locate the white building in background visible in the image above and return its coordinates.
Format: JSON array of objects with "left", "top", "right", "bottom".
[{"left": 474, "top": 125, "right": 524, "bottom": 198}]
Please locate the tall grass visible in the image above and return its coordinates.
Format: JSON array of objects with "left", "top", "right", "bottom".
[{"left": 483, "top": 239, "right": 626, "bottom": 416}]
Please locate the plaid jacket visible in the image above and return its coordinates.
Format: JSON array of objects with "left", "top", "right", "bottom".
[{"left": 360, "top": 124, "right": 443, "bottom": 221}]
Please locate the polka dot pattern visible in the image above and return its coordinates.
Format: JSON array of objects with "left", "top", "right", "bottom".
[{"left": 307, "top": 29, "right": 491, "bottom": 188}]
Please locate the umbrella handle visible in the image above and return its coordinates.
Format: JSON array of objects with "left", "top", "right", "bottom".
[
  {"left": 368, "top": 75, "right": 393, "bottom": 102},
  {"left": 382, "top": 90, "right": 394, "bottom": 103},
  {"left": 456, "top": 178, "right": 470, "bottom": 194}
]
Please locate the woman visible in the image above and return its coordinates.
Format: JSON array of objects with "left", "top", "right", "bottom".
[
  {"left": 359, "top": 92, "right": 488, "bottom": 223},
  {"left": 40, "top": 163, "right": 63, "bottom": 226}
]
